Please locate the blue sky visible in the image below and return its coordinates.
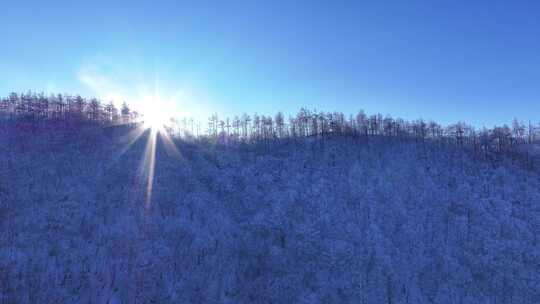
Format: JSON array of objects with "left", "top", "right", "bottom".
[{"left": 1, "top": 0, "right": 539, "bottom": 126}]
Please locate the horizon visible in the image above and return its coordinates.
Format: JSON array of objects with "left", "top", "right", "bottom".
[{"left": 1, "top": 1, "right": 539, "bottom": 127}]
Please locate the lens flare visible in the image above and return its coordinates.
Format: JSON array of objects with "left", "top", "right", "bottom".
[
  {"left": 141, "top": 100, "right": 171, "bottom": 131},
  {"left": 142, "top": 128, "right": 158, "bottom": 209}
]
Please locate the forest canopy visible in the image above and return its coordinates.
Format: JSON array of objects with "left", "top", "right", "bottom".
[{"left": 1, "top": 91, "right": 538, "bottom": 169}]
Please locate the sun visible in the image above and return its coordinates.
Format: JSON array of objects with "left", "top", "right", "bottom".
[
  {"left": 133, "top": 83, "right": 185, "bottom": 132},
  {"left": 139, "top": 97, "right": 175, "bottom": 131},
  {"left": 143, "top": 106, "right": 169, "bottom": 131}
]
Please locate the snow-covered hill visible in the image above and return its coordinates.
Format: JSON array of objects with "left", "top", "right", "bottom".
[{"left": 1, "top": 125, "right": 539, "bottom": 303}]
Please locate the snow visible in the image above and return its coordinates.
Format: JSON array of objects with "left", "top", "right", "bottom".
[{"left": 1, "top": 125, "right": 539, "bottom": 303}]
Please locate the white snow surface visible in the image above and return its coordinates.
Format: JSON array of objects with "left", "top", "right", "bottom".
[{"left": 1, "top": 125, "right": 539, "bottom": 303}]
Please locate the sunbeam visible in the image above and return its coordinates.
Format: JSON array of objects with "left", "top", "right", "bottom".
[
  {"left": 141, "top": 128, "right": 157, "bottom": 209},
  {"left": 159, "top": 128, "right": 182, "bottom": 159},
  {"left": 113, "top": 122, "right": 182, "bottom": 211},
  {"left": 114, "top": 125, "right": 147, "bottom": 160},
  {"left": 138, "top": 127, "right": 182, "bottom": 209}
]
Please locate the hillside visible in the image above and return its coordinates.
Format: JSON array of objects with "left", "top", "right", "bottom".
[{"left": 1, "top": 124, "right": 539, "bottom": 303}]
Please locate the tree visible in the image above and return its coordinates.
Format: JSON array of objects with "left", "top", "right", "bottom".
[
  {"left": 36, "top": 92, "right": 49, "bottom": 120},
  {"left": 121, "top": 102, "right": 131, "bottom": 124},
  {"left": 88, "top": 98, "right": 101, "bottom": 122},
  {"left": 512, "top": 118, "right": 525, "bottom": 144},
  {"left": 253, "top": 114, "right": 261, "bottom": 140},
  {"left": 383, "top": 115, "right": 394, "bottom": 137},
  {"left": 368, "top": 114, "right": 379, "bottom": 136},
  {"left": 207, "top": 113, "right": 218, "bottom": 138},
  {"left": 491, "top": 125, "right": 512, "bottom": 153},
  {"left": 527, "top": 121, "right": 536, "bottom": 144},
  {"left": 275, "top": 112, "right": 285, "bottom": 139},
  {"left": 356, "top": 111, "right": 368, "bottom": 137},
  {"left": 427, "top": 121, "right": 441, "bottom": 140},
  {"left": 241, "top": 114, "right": 251, "bottom": 140},
  {"left": 104, "top": 102, "right": 116, "bottom": 123},
  {"left": 232, "top": 116, "right": 241, "bottom": 140},
  {"left": 50, "top": 94, "right": 65, "bottom": 121},
  {"left": 72, "top": 95, "right": 86, "bottom": 121}
]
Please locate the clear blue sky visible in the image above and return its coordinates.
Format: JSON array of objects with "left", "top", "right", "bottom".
[{"left": 1, "top": 0, "right": 539, "bottom": 126}]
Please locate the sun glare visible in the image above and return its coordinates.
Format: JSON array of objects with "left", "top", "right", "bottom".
[
  {"left": 140, "top": 97, "right": 175, "bottom": 131},
  {"left": 143, "top": 106, "right": 169, "bottom": 131}
]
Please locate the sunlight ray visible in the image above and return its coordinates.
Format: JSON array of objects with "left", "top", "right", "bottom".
[
  {"left": 114, "top": 124, "right": 147, "bottom": 160},
  {"left": 141, "top": 128, "right": 157, "bottom": 209},
  {"left": 159, "top": 129, "right": 182, "bottom": 159}
]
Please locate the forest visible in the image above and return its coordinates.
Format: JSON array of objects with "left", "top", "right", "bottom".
[
  {"left": 1, "top": 92, "right": 539, "bottom": 164},
  {"left": 1, "top": 92, "right": 540, "bottom": 303}
]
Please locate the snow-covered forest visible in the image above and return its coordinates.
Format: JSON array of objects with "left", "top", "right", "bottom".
[
  {"left": 2, "top": 92, "right": 540, "bottom": 157},
  {"left": 1, "top": 93, "right": 540, "bottom": 303}
]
